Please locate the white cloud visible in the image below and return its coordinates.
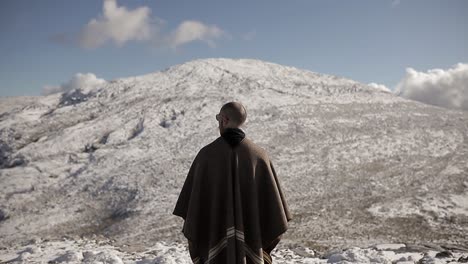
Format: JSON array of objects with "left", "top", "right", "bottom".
[
  {"left": 71, "top": 0, "right": 226, "bottom": 50},
  {"left": 395, "top": 63, "right": 468, "bottom": 111},
  {"left": 368, "top": 83, "right": 392, "bottom": 93},
  {"left": 79, "top": 0, "right": 155, "bottom": 49},
  {"left": 167, "top": 20, "right": 225, "bottom": 49},
  {"left": 42, "top": 73, "right": 106, "bottom": 95}
]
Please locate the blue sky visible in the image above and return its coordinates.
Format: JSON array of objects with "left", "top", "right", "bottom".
[{"left": 1, "top": 0, "right": 467, "bottom": 97}]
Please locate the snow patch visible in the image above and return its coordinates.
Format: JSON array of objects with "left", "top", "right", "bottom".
[
  {"left": 1, "top": 239, "right": 467, "bottom": 264},
  {"left": 368, "top": 193, "right": 468, "bottom": 224}
]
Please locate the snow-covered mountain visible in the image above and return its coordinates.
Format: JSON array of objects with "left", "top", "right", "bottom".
[{"left": 1, "top": 58, "right": 467, "bottom": 254}]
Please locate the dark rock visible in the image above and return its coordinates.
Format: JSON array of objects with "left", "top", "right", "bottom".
[
  {"left": 6, "top": 154, "right": 27, "bottom": 168},
  {"left": 435, "top": 251, "right": 453, "bottom": 258},
  {"left": 27, "top": 238, "right": 40, "bottom": 245},
  {"left": 0, "top": 209, "right": 9, "bottom": 221},
  {"left": 84, "top": 143, "right": 98, "bottom": 153},
  {"left": 69, "top": 166, "right": 87, "bottom": 177},
  {"left": 59, "top": 89, "right": 93, "bottom": 107},
  {"left": 67, "top": 153, "right": 79, "bottom": 164},
  {"left": 0, "top": 140, "right": 12, "bottom": 167},
  {"left": 99, "top": 131, "right": 111, "bottom": 144},
  {"left": 417, "top": 254, "right": 433, "bottom": 264},
  {"left": 88, "top": 153, "right": 96, "bottom": 163},
  {"left": 40, "top": 108, "right": 55, "bottom": 117},
  {"left": 0, "top": 112, "right": 9, "bottom": 121},
  {"left": 458, "top": 256, "right": 468, "bottom": 263},
  {"left": 160, "top": 120, "right": 171, "bottom": 128},
  {"left": 128, "top": 117, "right": 144, "bottom": 140},
  {"left": 0, "top": 142, "right": 28, "bottom": 168},
  {"left": 109, "top": 208, "right": 133, "bottom": 221}
]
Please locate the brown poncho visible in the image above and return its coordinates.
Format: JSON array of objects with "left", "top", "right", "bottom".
[{"left": 173, "top": 135, "right": 292, "bottom": 263}]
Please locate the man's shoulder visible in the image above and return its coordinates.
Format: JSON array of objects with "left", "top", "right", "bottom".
[
  {"left": 200, "top": 137, "right": 224, "bottom": 151},
  {"left": 195, "top": 137, "right": 225, "bottom": 158},
  {"left": 240, "top": 138, "right": 271, "bottom": 162}
]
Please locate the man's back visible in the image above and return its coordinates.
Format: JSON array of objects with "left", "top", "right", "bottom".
[{"left": 174, "top": 135, "right": 291, "bottom": 263}]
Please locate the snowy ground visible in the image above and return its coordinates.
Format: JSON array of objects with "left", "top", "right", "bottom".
[{"left": 1, "top": 238, "right": 467, "bottom": 264}]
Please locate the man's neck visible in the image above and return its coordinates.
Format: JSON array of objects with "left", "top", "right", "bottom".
[{"left": 221, "top": 127, "right": 246, "bottom": 147}]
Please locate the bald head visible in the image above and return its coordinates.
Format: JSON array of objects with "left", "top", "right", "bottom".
[{"left": 220, "top": 102, "right": 247, "bottom": 127}]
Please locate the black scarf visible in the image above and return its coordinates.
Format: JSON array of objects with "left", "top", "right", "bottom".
[{"left": 221, "top": 128, "right": 245, "bottom": 147}]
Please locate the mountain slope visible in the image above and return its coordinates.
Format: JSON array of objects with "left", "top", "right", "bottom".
[{"left": 1, "top": 58, "right": 467, "bottom": 251}]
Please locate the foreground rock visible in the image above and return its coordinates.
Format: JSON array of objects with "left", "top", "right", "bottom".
[{"left": 1, "top": 238, "right": 467, "bottom": 264}]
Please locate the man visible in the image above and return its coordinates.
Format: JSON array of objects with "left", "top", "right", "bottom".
[{"left": 173, "top": 101, "right": 292, "bottom": 264}]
